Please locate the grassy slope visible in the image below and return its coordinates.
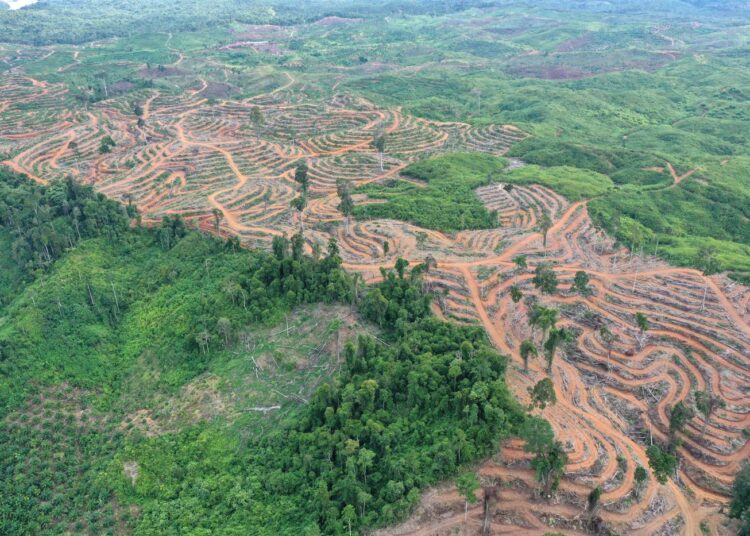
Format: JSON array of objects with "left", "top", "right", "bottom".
[{"left": 354, "top": 153, "right": 507, "bottom": 232}]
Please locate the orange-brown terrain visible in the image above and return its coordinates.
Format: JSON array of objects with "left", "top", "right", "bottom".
[{"left": 2, "top": 66, "right": 748, "bottom": 535}]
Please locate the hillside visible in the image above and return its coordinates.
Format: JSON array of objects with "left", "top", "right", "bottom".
[{"left": 1, "top": 1, "right": 749, "bottom": 535}]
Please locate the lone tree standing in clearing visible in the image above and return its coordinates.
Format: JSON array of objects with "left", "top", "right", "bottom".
[
  {"left": 528, "top": 304, "right": 559, "bottom": 346},
  {"left": 544, "top": 326, "right": 573, "bottom": 375},
  {"left": 599, "top": 325, "right": 618, "bottom": 373},
  {"left": 539, "top": 211, "right": 552, "bottom": 250},
  {"left": 513, "top": 254, "right": 528, "bottom": 272},
  {"left": 668, "top": 400, "right": 694, "bottom": 448},
  {"left": 520, "top": 339, "right": 538, "bottom": 372},
  {"left": 212, "top": 208, "right": 222, "bottom": 232},
  {"left": 336, "top": 179, "right": 354, "bottom": 234},
  {"left": 533, "top": 263, "right": 558, "bottom": 294},
  {"left": 290, "top": 195, "right": 307, "bottom": 232},
  {"left": 294, "top": 161, "right": 309, "bottom": 194},
  {"left": 510, "top": 284, "right": 523, "bottom": 304},
  {"left": 528, "top": 378, "right": 556, "bottom": 410},
  {"left": 373, "top": 134, "right": 386, "bottom": 171},
  {"left": 634, "top": 312, "right": 649, "bottom": 349},
  {"left": 532, "top": 440, "right": 568, "bottom": 498},
  {"left": 695, "top": 389, "right": 726, "bottom": 440},
  {"left": 572, "top": 270, "right": 591, "bottom": 295},
  {"left": 633, "top": 465, "right": 648, "bottom": 498}
]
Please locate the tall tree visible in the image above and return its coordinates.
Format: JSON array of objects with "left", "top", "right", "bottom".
[
  {"left": 599, "top": 326, "right": 618, "bottom": 372},
  {"left": 539, "top": 211, "right": 552, "bottom": 249},
  {"left": 634, "top": 465, "right": 648, "bottom": 498},
  {"left": 528, "top": 378, "right": 556, "bottom": 410},
  {"left": 294, "top": 162, "right": 309, "bottom": 194},
  {"left": 528, "top": 304, "right": 559, "bottom": 344},
  {"left": 668, "top": 401, "right": 694, "bottom": 447},
  {"left": 512, "top": 255, "right": 527, "bottom": 271},
  {"left": 212, "top": 207, "right": 222, "bottom": 232},
  {"left": 544, "top": 327, "right": 573, "bottom": 374},
  {"left": 336, "top": 181, "right": 354, "bottom": 234},
  {"left": 533, "top": 263, "right": 558, "bottom": 294},
  {"left": 695, "top": 390, "right": 726, "bottom": 440},
  {"left": 456, "top": 472, "right": 480, "bottom": 522},
  {"left": 634, "top": 312, "right": 649, "bottom": 349},
  {"left": 572, "top": 270, "right": 590, "bottom": 295},
  {"left": 291, "top": 195, "right": 307, "bottom": 232},
  {"left": 373, "top": 135, "right": 386, "bottom": 171},
  {"left": 531, "top": 440, "right": 568, "bottom": 498},
  {"left": 520, "top": 339, "right": 538, "bottom": 372},
  {"left": 587, "top": 485, "right": 602, "bottom": 515},
  {"left": 646, "top": 444, "right": 677, "bottom": 484},
  {"left": 510, "top": 285, "right": 523, "bottom": 304}
]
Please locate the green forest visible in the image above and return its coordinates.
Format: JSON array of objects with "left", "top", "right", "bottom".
[{"left": 0, "top": 169, "right": 535, "bottom": 534}]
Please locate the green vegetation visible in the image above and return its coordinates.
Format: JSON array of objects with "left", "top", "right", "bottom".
[
  {"left": 730, "top": 463, "right": 750, "bottom": 536},
  {"left": 354, "top": 153, "right": 507, "bottom": 232},
  {"left": 0, "top": 171, "right": 529, "bottom": 534},
  {"left": 503, "top": 165, "right": 613, "bottom": 201}
]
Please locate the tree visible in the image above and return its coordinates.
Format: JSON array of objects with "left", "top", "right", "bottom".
[
  {"left": 291, "top": 195, "right": 307, "bottom": 232},
  {"left": 520, "top": 416, "right": 555, "bottom": 455},
  {"left": 217, "top": 317, "right": 232, "bottom": 348},
  {"left": 456, "top": 472, "right": 480, "bottom": 522},
  {"left": 520, "top": 339, "right": 538, "bottom": 372},
  {"left": 544, "top": 327, "right": 573, "bottom": 374},
  {"left": 249, "top": 106, "right": 264, "bottom": 128},
  {"left": 533, "top": 263, "right": 558, "bottom": 294},
  {"left": 395, "top": 258, "right": 408, "bottom": 279},
  {"left": 512, "top": 255, "right": 527, "bottom": 271},
  {"left": 341, "top": 504, "right": 356, "bottom": 536},
  {"left": 373, "top": 135, "right": 386, "bottom": 171},
  {"left": 572, "top": 271, "right": 590, "bottom": 295},
  {"left": 99, "top": 135, "right": 116, "bottom": 154},
  {"left": 635, "top": 312, "right": 649, "bottom": 334},
  {"left": 510, "top": 285, "right": 523, "bottom": 304},
  {"left": 635, "top": 312, "right": 649, "bottom": 349},
  {"left": 294, "top": 162, "right": 309, "bottom": 194},
  {"left": 634, "top": 465, "right": 648, "bottom": 498},
  {"left": 587, "top": 485, "right": 602, "bottom": 514},
  {"left": 599, "top": 326, "right": 617, "bottom": 372},
  {"left": 730, "top": 463, "right": 750, "bottom": 536},
  {"left": 695, "top": 390, "right": 726, "bottom": 439},
  {"left": 531, "top": 440, "right": 568, "bottom": 497},
  {"left": 539, "top": 211, "right": 552, "bottom": 249},
  {"left": 212, "top": 208, "right": 222, "bottom": 232},
  {"left": 646, "top": 444, "right": 677, "bottom": 484},
  {"left": 528, "top": 378, "right": 556, "bottom": 411},
  {"left": 338, "top": 189, "right": 354, "bottom": 234},
  {"left": 382, "top": 240, "right": 389, "bottom": 256},
  {"left": 528, "top": 305, "right": 559, "bottom": 344},
  {"left": 195, "top": 330, "right": 210, "bottom": 355},
  {"left": 668, "top": 401, "right": 694, "bottom": 445}
]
